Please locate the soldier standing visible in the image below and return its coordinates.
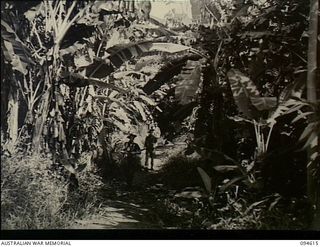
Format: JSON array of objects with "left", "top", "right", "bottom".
[
  {"left": 123, "top": 133, "right": 141, "bottom": 187},
  {"left": 144, "top": 128, "right": 157, "bottom": 170}
]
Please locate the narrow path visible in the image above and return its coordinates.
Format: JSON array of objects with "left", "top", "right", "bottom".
[
  {"left": 72, "top": 168, "right": 166, "bottom": 229},
  {"left": 73, "top": 197, "right": 162, "bottom": 229},
  {"left": 72, "top": 143, "right": 188, "bottom": 229}
]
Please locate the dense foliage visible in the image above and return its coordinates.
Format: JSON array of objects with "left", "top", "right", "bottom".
[{"left": 1, "top": 0, "right": 319, "bottom": 230}]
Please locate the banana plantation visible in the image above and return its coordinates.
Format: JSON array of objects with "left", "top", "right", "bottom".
[{"left": 1, "top": 0, "right": 319, "bottom": 231}]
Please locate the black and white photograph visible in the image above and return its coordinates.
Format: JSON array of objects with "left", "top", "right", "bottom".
[{"left": 1, "top": 0, "right": 319, "bottom": 236}]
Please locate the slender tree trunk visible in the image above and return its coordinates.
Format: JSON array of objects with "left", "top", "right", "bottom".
[
  {"left": 6, "top": 90, "right": 19, "bottom": 152},
  {"left": 307, "top": 0, "right": 319, "bottom": 230},
  {"left": 32, "top": 78, "right": 51, "bottom": 153},
  {"left": 0, "top": 53, "right": 9, "bottom": 132}
]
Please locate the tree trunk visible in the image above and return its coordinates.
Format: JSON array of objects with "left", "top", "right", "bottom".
[
  {"left": 307, "top": 0, "right": 319, "bottom": 230},
  {"left": 32, "top": 89, "right": 51, "bottom": 153},
  {"left": 6, "top": 89, "right": 19, "bottom": 152},
  {"left": 0, "top": 53, "right": 9, "bottom": 132}
]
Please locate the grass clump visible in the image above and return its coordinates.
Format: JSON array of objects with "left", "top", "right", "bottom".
[
  {"left": 1, "top": 151, "right": 106, "bottom": 229},
  {"left": 1, "top": 153, "right": 70, "bottom": 229}
]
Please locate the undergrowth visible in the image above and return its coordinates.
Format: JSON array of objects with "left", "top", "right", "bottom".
[
  {"left": 158, "top": 155, "right": 209, "bottom": 189},
  {"left": 1, "top": 149, "right": 311, "bottom": 230},
  {"left": 1, "top": 151, "right": 106, "bottom": 229},
  {"left": 155, "top": 155, "right": 310, "bottom": 229}
]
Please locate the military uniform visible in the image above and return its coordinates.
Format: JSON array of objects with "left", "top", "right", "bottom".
[
  {"left": 144, "top": 132, "right": 157, "bottom": 170},
  {"left": 123, "top": 135, "right": 141, "bottom": 187}
]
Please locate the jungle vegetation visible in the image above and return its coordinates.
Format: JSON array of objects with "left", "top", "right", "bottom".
[{"left": 1, "top": 0, "right": 319, "bottom": 230}]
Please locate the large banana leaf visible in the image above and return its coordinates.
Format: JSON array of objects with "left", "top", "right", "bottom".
[
  {"left": 175, "top": 60, "right": 203, "bottom": 105},
  {"left": 143, "top": 54, "right": 201, "bottom": 94},
  {"left": 1, "top": 20, "right": 35, "bottom": 75},
  {"left": 85, "top": 41, "right": 196, "bottom": 78}
]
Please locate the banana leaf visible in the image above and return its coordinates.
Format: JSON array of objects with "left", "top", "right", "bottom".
[
  {"left": 85, "top": 41, "right": 197, "bottom": 78},
  {"left": 143, "top": 54, "right": 201, "bottom": 94},
  {"left": 175, "top": 60, "right": 203, "bottom": 105},
  {"left": 1, "top": 20, "right": 35, "bottom": 75}
]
